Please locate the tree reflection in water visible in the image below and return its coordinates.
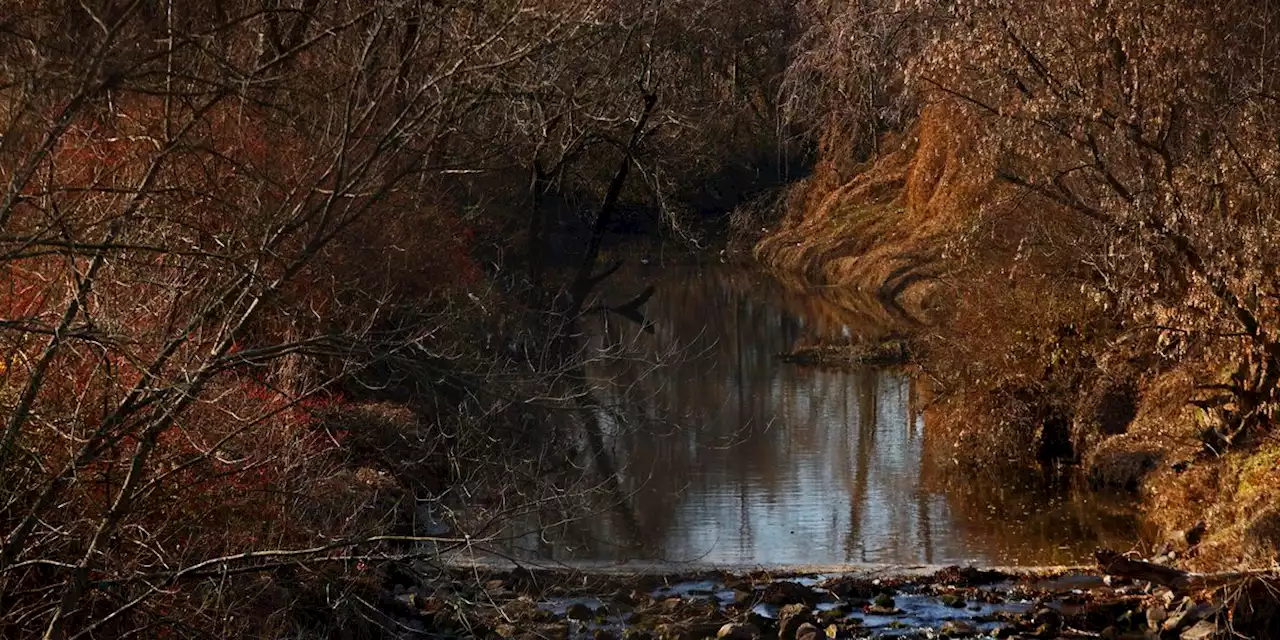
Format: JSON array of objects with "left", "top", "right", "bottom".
[{"left": 498, "top": 265, "right": 1139, "bottom": 566}]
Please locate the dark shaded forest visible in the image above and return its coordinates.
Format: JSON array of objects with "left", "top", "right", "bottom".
[{"left": 5, "top": 0, "right": 1280, "bottom": 637}]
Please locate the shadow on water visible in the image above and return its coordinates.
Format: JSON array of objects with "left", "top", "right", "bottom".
[{"left": 497, "top": 264, "right": 1139, "bottom": 567}]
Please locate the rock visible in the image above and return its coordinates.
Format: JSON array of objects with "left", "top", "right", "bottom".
[
  {"left": 763, "top": 581, "right": 822, "bottom": 606},
  {"left": 693, "top": 623, "right": 727, "bottom": 640},
  {"left": 1181, "top": 620, "right": 1218, "bottom": 640},
  {"left": 778, "top": 603, "right": 814, "bottom": 640},
  {"left": 823, "top": 577, "right": 878, "bottom": 600},
  {"left": 991, "top": 624, "right": 1018, "bottom": 638},
  {"left": 1165, "top": 602, "right": 1217, "bottom": 632},
  {"left": 939, "top": 620, "right": 979, "bottom": 637},
  {"left": 939, "top": 593, "right": 966, "bottom": 608},
  {"left": 1147, "top": 603, "right": 1168, "bottom": 630},
  {"left": 818, "top": 605, "right": 850, "bottom": 623},
  {"left": 655, "top": 622, "right": 685, "bottom": 639},
  {"left": 716, "top": 622, "right": 762, "bottom": 640},
  {"left": 613, "top": 589, "right": 640, "bottom": 606},
  {"left": 535, "top": 622, "right": 570, "bottom": 638},
  {"left": 744, "top": 610, "right": 772, "bottom": 636},
  {"left": 932, "top": 565, "right": 1008, "bottom": 586},
  {"left": 393, "top": 592, "right": 416, "bottom": 609},
  {"left": 862, "top": 604, "right": 901, "bottom": 616},
  {"left": 842, "top": 598, "right": 871, "bottom": 610},
  {"left": 566, "top": 602, "right": 593, "bottom": 621},
  {"left": 793, "top": 622, "right": 822, "bottom": 640},
  {"left": 656, "top": 620, "right": 722, "bottom": 640},
  {"left": 1033, "top": 607, "right": 1063, "bottom": 633},
  {"left": 1162, "top": 599, "right": 1192, "bottom": 632}
]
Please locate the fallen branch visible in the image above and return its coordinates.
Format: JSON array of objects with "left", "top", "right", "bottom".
[
  {"left": 1095, "top": 549, "right": 1193, "bottom": 590},
  {"left": 1095, "top": 548, "right": 1278, "bottom": 592}
]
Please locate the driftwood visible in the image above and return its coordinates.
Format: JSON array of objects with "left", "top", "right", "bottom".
[
  {"left": 1096, "top": 549, "right": 1195, "bottom": 590},
  {"left": 1095, "top": 548, "right": 1277, "bottom": 592}
]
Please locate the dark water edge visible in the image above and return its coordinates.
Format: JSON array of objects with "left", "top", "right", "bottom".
[
  {"left": 474, "top": 263, "right": 1142, "bottom": 568},
  {"left": 386, "top": 563, "right": 1228, "bottom": 640}
]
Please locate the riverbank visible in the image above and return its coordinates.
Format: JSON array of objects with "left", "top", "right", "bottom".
[
  {"left": 751, "top": 95, "right": 1280, "bottom": 577},
  {"left": 370, "top": 557, "right": 1263, "bottom": 639}
]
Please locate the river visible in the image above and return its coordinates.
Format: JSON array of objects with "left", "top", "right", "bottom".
[{"left": 489, "top": 263, "right": 1138, "bottom": 568}]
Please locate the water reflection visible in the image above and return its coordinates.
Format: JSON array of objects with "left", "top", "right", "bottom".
[{"left": 502, "top": 265, "right": 1137, "bottom": 566}]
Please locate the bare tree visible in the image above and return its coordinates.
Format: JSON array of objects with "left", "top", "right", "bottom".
[
  {"left": 914, "top": 0, "right": 1280, "bottom": 446},
  {"left": 0, "top": 1, "right": 596, "bottom": 635}
]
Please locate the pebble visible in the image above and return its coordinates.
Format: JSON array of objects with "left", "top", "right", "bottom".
[
  {"left": 939, "top": 619, "right": 979, "bottom": 637},
  {"left": 793, "top": 622, "right": 822, "bottom": 640},
  {"left": 716, "top": 621, "right": 762, "bottom": 639},
  {"left": 1181, "top": 620, "right": 1218, "bottom": 640}
]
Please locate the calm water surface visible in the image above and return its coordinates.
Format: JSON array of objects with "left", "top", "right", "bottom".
[{"left": 500, "top": 264, "right": 1137, "bottom": 567}]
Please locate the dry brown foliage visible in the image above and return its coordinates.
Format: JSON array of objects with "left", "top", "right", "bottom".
[{"left": 0, "top": 0, "right": 805, "bottom": 635}]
